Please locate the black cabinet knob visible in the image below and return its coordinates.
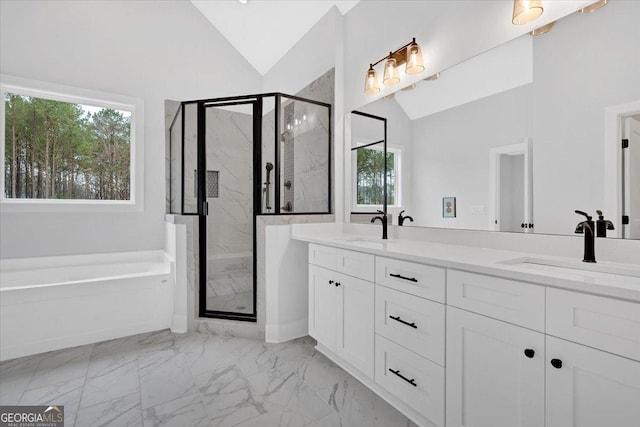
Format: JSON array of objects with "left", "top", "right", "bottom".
[
  {"left": 550, "top": 358, "right": 563, "bottom": 369},
  {"left": 524, "top": 349, "right": 535, "bottom": 358},
  {"left": 335, "top": 282, "right": 341, "bottom": 287},
  {"left": 328, "top": 280, "right": 334, "bottom": 285},
  {"left": 521, "top": 223, "right": 525, "bottom": 228}
]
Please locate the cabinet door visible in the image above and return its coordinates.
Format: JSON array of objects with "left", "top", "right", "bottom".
[
  {"left": 336, "top": 272, "right": 374, "bottom": 377},
  {"left": 446, "top": 307, "right": 544, "bottom": 427},
  {"left": 546, "top": 336, "right": 640, "bottom": 427},
  {"left": 308, "top": 264, "right": 337, "bottom": 352}
]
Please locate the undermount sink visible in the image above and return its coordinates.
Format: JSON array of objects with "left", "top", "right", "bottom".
[
  {"left": 340, "top": 238, "right": 386, "bottom": 248},
  {"left": 499, "top": 257, "right": 640, "bottom": 280}
]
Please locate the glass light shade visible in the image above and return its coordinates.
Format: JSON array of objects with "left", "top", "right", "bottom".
[
  {"left": 512, "top": 0, "right": 544, "bottom": 25},
  {"left": 364, "top": 66, "right": 380, "bottom": 94},
  {"left": 530, "top": 21, "right": 555, "bottom": 36},
  {"left": 383, "top": 57, "right": 400, "bottom": 85},
  {"left": 579, "top": 0, "right": 607, "bottom": 13},
  {"left": 405, "top": 43, "right": 425, "bottom": 75}
]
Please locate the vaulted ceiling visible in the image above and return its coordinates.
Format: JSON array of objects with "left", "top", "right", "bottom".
[{"left": 191, "top": 0, "right": 359, "bottom": 75}]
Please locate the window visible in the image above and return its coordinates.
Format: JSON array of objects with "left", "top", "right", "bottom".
[
  {"left": 352, "top": 144, "right": 401, "bottom": 209},
  {"left": 0, "top": 77, "right": 144, "bottom": 211}
]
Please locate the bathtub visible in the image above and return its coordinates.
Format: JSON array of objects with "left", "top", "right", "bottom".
[{"left": 0, "top": 250, "right": 174, "bottom": 361}]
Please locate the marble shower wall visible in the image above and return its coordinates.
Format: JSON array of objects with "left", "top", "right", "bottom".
[
  {"left": 261, "top": 68, "right": 335, "bottom": 214},
  {"left": 285, "top": 68, "right": 334, "bottom": 213},
  {"left": 204, "top": 107, "right": 254, "bottom": 259}
]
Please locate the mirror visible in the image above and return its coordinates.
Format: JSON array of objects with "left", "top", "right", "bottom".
[
  {"left": 348, "top": 0, "right": 639, "bottom": 238},
  {"left": 350, "top": 110, "right": 391, "bottom": 227}
]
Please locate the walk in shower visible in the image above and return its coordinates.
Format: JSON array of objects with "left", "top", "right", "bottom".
[{"left": 168, "top": 93, "right": 331, "bottom": 321}]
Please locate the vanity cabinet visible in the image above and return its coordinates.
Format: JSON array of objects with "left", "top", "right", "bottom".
[
  {"left": 545, "top": 336, "right": 640, "bottom": 427},
  {"left": 308, "top": 244, "right": 375, "bottom": 377},
  {"left": 446, "top": 306, "right": 545, "bottom": 427},
  {"left": 306, "top": 242, "right": 640, "bottom": 427}
]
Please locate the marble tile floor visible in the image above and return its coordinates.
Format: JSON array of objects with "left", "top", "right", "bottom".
[
  {"left": 207, "top": 291, "right": 253, "bottom": 314},
  {"left": 0, "top": 330, "right": 418, "bottom": 427}
]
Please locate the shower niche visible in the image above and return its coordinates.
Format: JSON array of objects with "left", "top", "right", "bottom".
[{"left": 169, "top": 93, "right": 331, "bottom": 321}]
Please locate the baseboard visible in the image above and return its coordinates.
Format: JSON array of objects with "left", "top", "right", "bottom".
[
  {"left": 171, "top": 314, "right": 188, "bottom": 333},
  {"left": 265, "top": 318, "right": 308, "bottom": 343}
]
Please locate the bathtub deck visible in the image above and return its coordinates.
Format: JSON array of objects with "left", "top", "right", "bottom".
[{"left": 0, "top": 330, "right": 417, "bottom": 427}]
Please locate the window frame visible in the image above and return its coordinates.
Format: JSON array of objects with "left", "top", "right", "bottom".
[
  {"left": 351, "top": 141, "right": 402, "bottom": 212},
  {"left": 0, "top": 75, "right": 144, "bottom": 212}
]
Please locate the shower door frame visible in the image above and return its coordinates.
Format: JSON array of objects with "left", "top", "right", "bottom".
[
  {"left": 170, "top": 92, "right": 331, "bottom": 322},
  {"left": 197, "top": 97, "right": 262, "bottom": 321}
]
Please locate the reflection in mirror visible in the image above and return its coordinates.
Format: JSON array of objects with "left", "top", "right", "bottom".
[
  {"left": 350, "top": 111, "right": 389, "bottom": 235},
  {"left": 348, "top": 0, "right": 639, "bottom": 238}
]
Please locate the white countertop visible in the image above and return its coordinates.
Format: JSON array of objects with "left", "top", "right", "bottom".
[{"left": 291, "top": 226, "right": 640, "bottom": 302}]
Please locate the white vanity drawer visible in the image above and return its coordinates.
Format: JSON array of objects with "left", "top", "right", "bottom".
[
  {"left": 336, "top": 249, "right": 374, "bottom": 282},
  {"left": 375, "top": 285, "right": 445, "bottom": 366},
  {"left": 547, "top": 288, "right": 640, "bottom": 361},
  {"left": 447, "top": 270, "right": 545, "bottom": 331},
  {"left": 375, "top": 335, "right": 445, "bottom": 427},
  {"left": 375, "top": 257, "right": 445, "bottom": 303},
  {"left": 309, "top": 244, "right": 336, "bottom": 270}
]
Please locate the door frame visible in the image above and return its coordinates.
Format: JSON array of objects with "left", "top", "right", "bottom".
[
  {"left": 604, "top": 99, "right": 640, "bottom": 238},
  {"left": 489, "top": 138, "right": 533, "bottom": 233}
]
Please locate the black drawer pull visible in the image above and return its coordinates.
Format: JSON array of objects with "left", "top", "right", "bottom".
[
  {"left": 389, "top": 315, "right": 417, "bottom": 329},
  {"left": 389, "top": 368, "right": 417, "bottom": 387},
  {"left": 389, "top": 273, "right": 418, "bottom": 282}
]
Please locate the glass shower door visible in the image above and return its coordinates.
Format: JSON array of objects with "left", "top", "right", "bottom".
[{"left": 198, "top": 100, "right": 260, "bottom": 320}]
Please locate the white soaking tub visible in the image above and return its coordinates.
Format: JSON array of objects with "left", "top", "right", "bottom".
[{"left": 0, "top": 250, "right": 174, "bottom": 361}]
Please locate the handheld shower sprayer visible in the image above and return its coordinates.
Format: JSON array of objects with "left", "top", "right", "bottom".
[
  {"left": 263, "top": 162, "right": 274, "bottom": 211},
  {"left": 265, "top": 162, "right": 273, "bottom": 184}
]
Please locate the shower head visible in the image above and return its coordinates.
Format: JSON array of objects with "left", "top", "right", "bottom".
[{"left": 266, "top": 162, "right": 273, "bottom": 172}]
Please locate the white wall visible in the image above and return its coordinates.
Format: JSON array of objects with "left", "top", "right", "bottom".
[
  {"left": 262, "top": 7, "right": 341, "bottom": 96},
  {"left": 342, "top": 1, "right": 591, "bottom": 112},
  {"left": 0, "top": 0, "right": 262, "bottom": 258}
]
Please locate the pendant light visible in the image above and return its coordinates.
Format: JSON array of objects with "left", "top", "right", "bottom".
[
  {"left": 383, "top": 56, "right": 400, "bottom": 85},
  {"left": 364, "top": 65, "right": 381, "bottom": 94},
  {"left": 512, "top": 0, "right": 544, "bottom": 25},
  {"left": 405, "top": 39, "right": 425, "bottom": 75}
]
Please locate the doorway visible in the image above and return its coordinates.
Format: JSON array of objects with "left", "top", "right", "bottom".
[{"left": 489, "top": 139, "right": 533, "bottom": 233}]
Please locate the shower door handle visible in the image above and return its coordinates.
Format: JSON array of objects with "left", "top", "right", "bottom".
[{"left": 202, "top": 201, "right": 209, "bottom": 215}]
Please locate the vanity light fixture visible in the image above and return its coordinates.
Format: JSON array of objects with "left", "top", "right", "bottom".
[
  {"left": 530, "top": 21, "right": 555, "bottom": 36},
  {"left": 363, "top": 38, "right": 425, "bottom": 94},
  {"left": 401, "top": 83, "right": 417, "bottom": 91},
  {"left": 512, "top": 0, "right": 544, "bottom": 25},
  {"left": 578, "top": 0, "right": 607, "bottom": 13}
]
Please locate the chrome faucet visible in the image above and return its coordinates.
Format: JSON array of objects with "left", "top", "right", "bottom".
[
  {"left": 398, "top": 210, "right": 414, "bottom": 226},
  {"left": 371, "top": 210, "right": 388, "bottom": 240},
  {"left": 595, "top": 210, "right": 615, "bottom": 238},
  {"left": 574, "top": 210, "right": 596, "bottom": 263}
]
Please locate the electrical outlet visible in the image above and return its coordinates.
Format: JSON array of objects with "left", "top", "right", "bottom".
[{"left": 471, "top": 205, "right": 486, "bottom": 214}]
